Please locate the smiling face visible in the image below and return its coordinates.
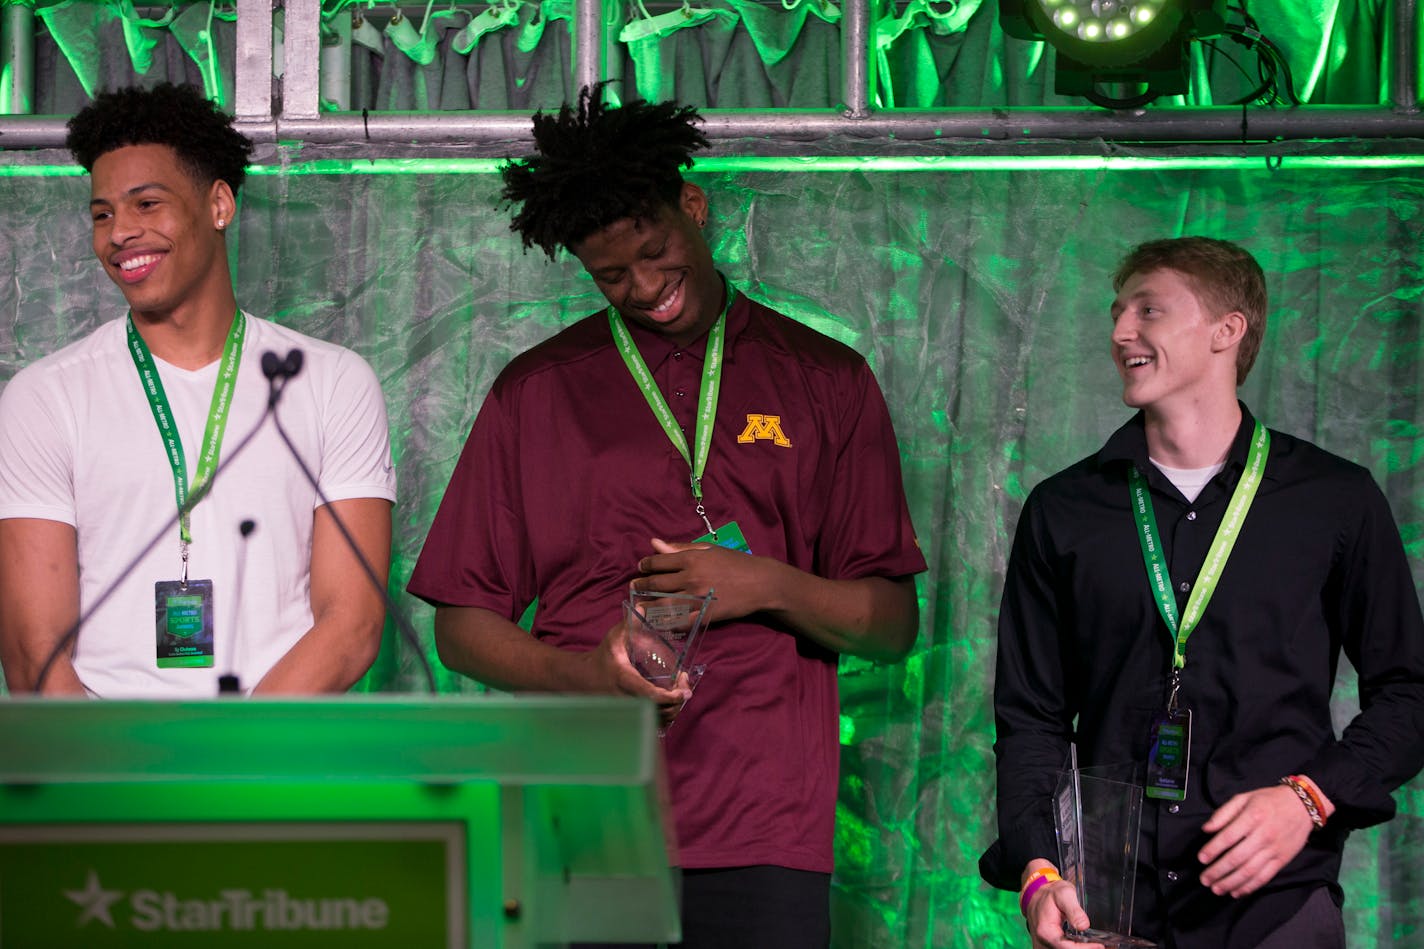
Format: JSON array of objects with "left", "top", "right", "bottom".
[
  {"left": 570, "top": 183, "right": 723, "bottom": 346},
  {"left": 88, "top": 143, "right": 233, "bottom": 323},
  {"left": 1110, "top": 267, "right": 1244, "bottom": 416}
]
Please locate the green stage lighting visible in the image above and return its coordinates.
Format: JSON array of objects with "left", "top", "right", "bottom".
[{"left": 1000, "top": 0, "right": 1227, "bottom": 106}]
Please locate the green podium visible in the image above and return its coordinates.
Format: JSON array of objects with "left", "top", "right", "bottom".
[{"left": 0, "top": 696, "right": 679, "bottom": 948}]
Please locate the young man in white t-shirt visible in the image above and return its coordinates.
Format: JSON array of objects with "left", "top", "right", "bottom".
[{"left": 0, "top": 83, "right": 396, "bottom": 697}]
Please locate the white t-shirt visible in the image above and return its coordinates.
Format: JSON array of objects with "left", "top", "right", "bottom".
[
  {"left": 0, "top": 314, "right": 396, "bottom": 697},
  {"left": 1150, "top": 458, "right": 1226, "bottom": 504}
]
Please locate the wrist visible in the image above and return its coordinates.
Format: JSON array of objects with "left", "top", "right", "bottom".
[
  {"left": 1280, "top": 775, "right": 1328, "bottom": 829},
  {"left": 1294, "top": 773, "right": 1336, "bottom": 819},
  {"left": 1020, "top": 866, "right": 1062, "bottom": 917}
]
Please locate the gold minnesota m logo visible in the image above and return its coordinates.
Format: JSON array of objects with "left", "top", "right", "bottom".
[{"left": 737, "top": 414, "right": 792, "bottom": 447}]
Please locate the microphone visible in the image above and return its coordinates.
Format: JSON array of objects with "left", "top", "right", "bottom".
[
  {"left": 261, "top": 348, "right": 304, "bottom": 381},
  {"left": 262, "top": 348, "right": 304, "bottom": 408},
  {"left": 217, "top": 518, "right": 257, "bottom": 695}
]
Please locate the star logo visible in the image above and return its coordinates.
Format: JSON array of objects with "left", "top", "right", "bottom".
[{"left": 63, "top": 869, "right": 124, "bottom": 929}]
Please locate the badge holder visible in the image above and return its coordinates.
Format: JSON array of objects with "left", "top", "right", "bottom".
[
  {"left": 155, "top": 578, "right": 215, "bottom": 668},
  {"left": 1054, "top": 751, "right": 1156, "bottom": 948},
  {"left": 1145, "top": 672, "right": 1192, "bottom": 802}
]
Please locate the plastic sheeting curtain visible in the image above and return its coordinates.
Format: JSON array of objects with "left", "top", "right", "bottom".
[{"left": 3, "top": 2, "right": 1423, "bottom": 948}]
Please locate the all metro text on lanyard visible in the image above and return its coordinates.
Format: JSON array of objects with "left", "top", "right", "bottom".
[
  {"left": 126, "top": 310, "right": 246, "bottom": 582},
  {"left": 609, "top": 291, "right": 731, "bottom": 539},
  {"left": 1130, "top": 419, "right": 1269, "bottom": 708}
]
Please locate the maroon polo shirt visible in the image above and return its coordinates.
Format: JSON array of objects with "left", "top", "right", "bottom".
[{"left": 410, "top": 291, "right": 926, "bottom": 872}]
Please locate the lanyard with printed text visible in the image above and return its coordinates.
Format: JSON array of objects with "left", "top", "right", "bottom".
[
  {"left": 127, "top": 310, "right": 246, "bottom": 580},
  {"left": 609, "top": 289, "right": 731, "bottom": 537},
  {"left": 1129, "top": 419, "right": 1269, "bottom": 699}
]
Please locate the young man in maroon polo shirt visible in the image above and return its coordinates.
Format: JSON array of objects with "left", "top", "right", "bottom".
[{"left": 408, "top": 89, "right": 927, "bottom": 946}]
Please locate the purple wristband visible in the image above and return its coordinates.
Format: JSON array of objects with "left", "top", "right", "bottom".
[{"left": 1020, "top": 873, "right": 1056, "bottom": 917}]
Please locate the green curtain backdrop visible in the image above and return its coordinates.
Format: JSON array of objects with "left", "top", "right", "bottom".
[
  {"left": 18, "top": 1, "right": 1402, "bottom": 113},
  {"left": 3, "top": 1, "right": 1423, "bottom": 947}
]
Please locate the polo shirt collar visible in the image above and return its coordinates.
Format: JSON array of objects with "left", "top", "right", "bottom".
[{"left": 618, "top": 276, "right": 747, "bottom": 372}]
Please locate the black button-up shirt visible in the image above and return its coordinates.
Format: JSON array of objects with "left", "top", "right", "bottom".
[{"left": 981, "top": 406, "right": 1424, "bottom": 945}]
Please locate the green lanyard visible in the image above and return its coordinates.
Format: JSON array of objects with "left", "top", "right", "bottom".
[
  {"left": 609, "top": 290, "right": 731, "bottom": 536},
  {"left": 1130, "top": 419, "right": 1269, "bottom": 682},
  {"left": 126, "top": 310, "right": 246, "bottom": 578}
]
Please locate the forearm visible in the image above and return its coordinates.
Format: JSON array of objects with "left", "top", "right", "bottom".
[
  {"left": 250, "top": 611, "right": 383, "bottom": 694},
  {"left": 433, "top": 605, "right": 606, "bottom": 694},
  {"left": 761, "top": 567, "right": 919, "bottom": 661},
  {"left": 0, "top": 640, "right": 87, "bottom": 695},
  {"left": 0, "top": 518, "right": 84, "bottom": 695},
  {"left": 252, "top": 498, "right": 390, "bottom": 694},
  {"left": 1305, "top": 688, "right": 1424, "bottom": 824}
]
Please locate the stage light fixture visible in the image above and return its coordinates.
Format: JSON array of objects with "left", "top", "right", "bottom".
[{"left": 1000, "top": 0, "right": 1228, "bottom": 107}]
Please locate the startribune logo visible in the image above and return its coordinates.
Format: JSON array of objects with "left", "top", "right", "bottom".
[
  {"left": 63, "top": 870, "right": 391, "bottom": 932},
  {"left": 737, "top": 414, "right": 792, "bottom": 447}
]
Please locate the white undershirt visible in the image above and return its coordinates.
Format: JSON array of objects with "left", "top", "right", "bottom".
[{"left": 1150, "top": 458, "right": 1225, "bottom": 503}]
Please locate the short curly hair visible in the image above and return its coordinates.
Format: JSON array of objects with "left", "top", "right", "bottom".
[
  {"left": 501, "top": 85, "right": 709, "bottom": 259},
  {"left": 66, "top": 83, "right": 254, "bottom": 194}
]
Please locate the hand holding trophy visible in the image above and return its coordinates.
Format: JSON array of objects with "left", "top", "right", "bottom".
[{"left": 623, "top": 588, "right": 715, "bottom": 732}]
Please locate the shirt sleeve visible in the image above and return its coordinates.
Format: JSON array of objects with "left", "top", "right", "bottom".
[
  {"left": 813, "top": 359, "right": 927, "bottom": 581},
  {"left": 407, "top": 379, "right": 534, "bottom": 617},
  {"left": 1306, "top": 471, "right": 1424, "bottom": 827},
  {"left": 981, "top": 487, "right": 1074, "bottom": 891},
  {"left": 0, "top": 366, "right": 78, "bottom": 525},
  {"left": 315, "top": 349, "right": 396, "bottom": 505}
]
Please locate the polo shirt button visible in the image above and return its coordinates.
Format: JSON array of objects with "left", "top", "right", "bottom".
[
  {"left": 1186, "top": 511, "right": 1197, "bottom": 521},
  {"left": 673, "top": 351, "right": 684, "bottom": 361},
  {"left": 1166, "top": 871, "right": 1179, "bottom": 883},
  {"left": 674, "top": 388, "right": 686, "bottom": 398},
  {"left": 1177, "top": 580, "right": 1191, "bottom": 593},
  {"left": 1168, "top": 804, "right": 1180, "bottom": 814}
]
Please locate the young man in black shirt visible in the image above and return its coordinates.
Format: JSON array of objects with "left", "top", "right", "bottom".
[{"left": 983, "top": 237, "right": 1424, "bottom": 948}]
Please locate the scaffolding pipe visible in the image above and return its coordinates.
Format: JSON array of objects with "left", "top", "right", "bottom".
[
  {"left": 575, "top": 0, "right": 601, "bottom": 98},
  {"left": 0, "top": 1, "right": 35, "bottom": 115},
  {"left": 3, "top": 106, "right": 1423, "bottom": 152},
  {"left": 234, "top": 0, "right": 274, "bottom": 122},
  {"left": 1393, "top": 0, "right": 1420, "bottom": 112},
  {"left": 842, "top": 0, "right": 870, "bottom": 117},
  {"left": 284, "top": 0, "right": 322, "bottom": 119}
]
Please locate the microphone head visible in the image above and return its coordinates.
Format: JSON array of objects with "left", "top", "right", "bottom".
[
  {"left": 284, "top": 349, "right": 304, "bottom": 378},
  {"left": 261, "top": 350, "right": 283, "bottom": 380}
]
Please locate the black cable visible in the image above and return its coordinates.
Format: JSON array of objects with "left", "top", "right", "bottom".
[
  {"left": 269, "top": 398, "right": 437, "bottom": 694},
  {"left": 1202, "top": 36, "right": 1274, "bottom": 105},
  {"left": 1212, "top": 3, "right": 1301, "bottom": 108}
]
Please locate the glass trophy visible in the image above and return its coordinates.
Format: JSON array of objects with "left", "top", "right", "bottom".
[
  {"left": 623, "top": 589, "right": 714, "bottom": 689},
  {"left": 1054, "top": 755, "right": 1156, "bottom": 948}
]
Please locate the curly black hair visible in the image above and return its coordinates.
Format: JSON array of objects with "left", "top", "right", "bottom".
[
  {"left": 66, "top": 83, "right": 254, "bottom": 194},
  {"left": 501, "top": 85, "right": 709, "bottom": 259}
]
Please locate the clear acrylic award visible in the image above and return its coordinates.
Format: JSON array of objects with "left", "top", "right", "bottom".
[
  {"left": 1054, "top": 752, "right": 1156, "bottom": 948},
  {"left": 623, "top": 589, "right": 714, "bottom": 689}
]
